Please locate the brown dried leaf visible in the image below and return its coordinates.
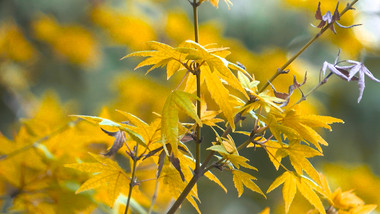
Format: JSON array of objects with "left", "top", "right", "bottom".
[{"left": 101, "top": 128, "right": 125, "bottom": 156}]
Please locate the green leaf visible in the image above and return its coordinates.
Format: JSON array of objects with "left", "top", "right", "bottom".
[{"left": 207, "top": 145, "right": 229, "bottom": 155}]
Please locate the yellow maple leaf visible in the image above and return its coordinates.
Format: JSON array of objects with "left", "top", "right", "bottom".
[
  {"left": 204, "top": 170, "right": 227, "bottom": 193},
  {"left": 203, "top": 65, "right": 237, "bottom": 131},
  {"left": 232, "top": 170, "right": 265, "bottom": 198},
  {"left": 199, "top": 97, "right": 225, "bottom": 127},
  {"left": 275, "top": 108, "right": 344, "bottom": 152},
  {"left": 184, "top": 40, "right": 247, "bottom": 98},
  {"left": 72, "top": 115, "right": 147, "bottom": 150},
  {"left": 267, "top": 171, "right": 297, "bottom": 213},
  {"left": 122, "top": 41, "right": 186, "bottom": 79},
  {"left": 162, "top": 90, "right": 202, "bottom": 156},
  {"left": 115, "top": 110, "right": 161, "bottom": 150},
  {"left": 267, "top": 171, "right": 326, "bottom": 214},
  {"left": 243, "top": 90, "right": 285, "bottom": 114},
  {"left": 65, "top": 153, "right": 133, "bottom": 207},
  {"left": 260, "top": 139, "right": 284, "bottom": 170},
  {"left": 283, "top": 141, "right": 323, "bottom": 184}
]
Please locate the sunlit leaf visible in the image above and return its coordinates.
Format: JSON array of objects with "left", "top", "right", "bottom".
[
  {"left": 65, "top": 153, "right": 132, "bottom": 207},
  {"left": 232, "top": 170, "right": 265, "bottom": 198},
  {"left": 162, "top": 90, "right": 201, "bottom": 156}
]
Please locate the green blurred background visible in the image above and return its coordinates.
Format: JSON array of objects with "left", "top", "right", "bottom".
[{"left": 1, "top": 0, "right": 380, "bottom": 213}]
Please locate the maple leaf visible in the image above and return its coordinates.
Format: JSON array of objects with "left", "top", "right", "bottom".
[
  {"left": 204, "top": 170, "right": 227, "bottom": 193},
  {"left": 232, "top": 170, "right": 265, "bottom": 198},
  {"left": 162, "top": 90, "right": 202, "bottom": 156},
  {"left": 243, "top": 90, "right": 285, "bottom": 114},
  {"left": 258, "top": 113, "right": 299, "bottom": 144},
  {"left": 274, "top": 108, "right": 343, "bottom": 152},
  {"left": 65, "top": 153, "right": 132, "bottom": 207},
  {"left": 259, "top": 138, "right": 323, "bottom": 184},
  {"left": 203, "top": 65, "right": 237, "bottom": 130},
  {"left": 258, "top": 139, "right": 284, "bottom": 170},
  {"left": 277, "top": 141, "right": 323, "bottom": 184},
  {"left": 267, "top": 171, "right": 325, "bottom": 214},
  {"left": 200, "top": 102, "right": 224, "bottom": 127},
  {"left": 317, "top": 172, "right": 333, "bottom": 204},
  {"left": 183, "top": 41, "right": 247, "bottom": 97},
  {"left": 237, "top": 70, "right": 259, "bottom": 93},
  {"left": 115, "top": 110, "right": 162, "bottom": 150},
  {"left": 122, "top": 41, "right": 186, "bottom": 79}
]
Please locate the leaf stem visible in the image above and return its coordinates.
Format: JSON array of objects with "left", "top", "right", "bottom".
[
  {"left": 124, "top": 143, "right": 139, "bottom": 214},
  {"left": 193, "top": 0, "right": 199, "bottom": 43},
  {"left": 148, "top": 179, "right": 159, "bottom": 214},
  {"left": 193, "top": 0, "right": 202, "bottom": 173},
  {"left": 292, "top": 72, "right": 333, "bottom": 107},
  {"left": 258, "top": 0, "right": 359, "bottom": 93}
]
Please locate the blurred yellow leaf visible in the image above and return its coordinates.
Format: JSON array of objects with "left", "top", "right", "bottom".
[
  {"left": 0, "top": 22, "right": 37, "bottom": 62},
  {"left": 32, "top": 15, "right": 99, "bottom": 67}
]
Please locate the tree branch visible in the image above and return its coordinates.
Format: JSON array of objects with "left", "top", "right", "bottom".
[{"left": 258, "top": 0, "right": 359, "bottom": 93}]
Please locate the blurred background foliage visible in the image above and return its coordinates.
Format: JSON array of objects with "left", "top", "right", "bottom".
[{"left": 0, "top": 0, "right": 380, "bottom": 213}]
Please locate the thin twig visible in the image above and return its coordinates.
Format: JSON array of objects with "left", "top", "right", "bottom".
[
  {"left": 291, "top": 72, "right": 333, "bottom": 107},
  {"left": 148, "top": 179, "right": 160, "bottom": 214},
  {"left": 174, "top": 71, "right": 190, "bottom": 90},
  {"left": 258, "top": 0, "right": 359, "bottom": 93},
  {"left": 193, "top": 0, "right": 202, "bottom": 172},
  {"left": 124, "top": 143, "right": 139, "bottom": 214}
]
